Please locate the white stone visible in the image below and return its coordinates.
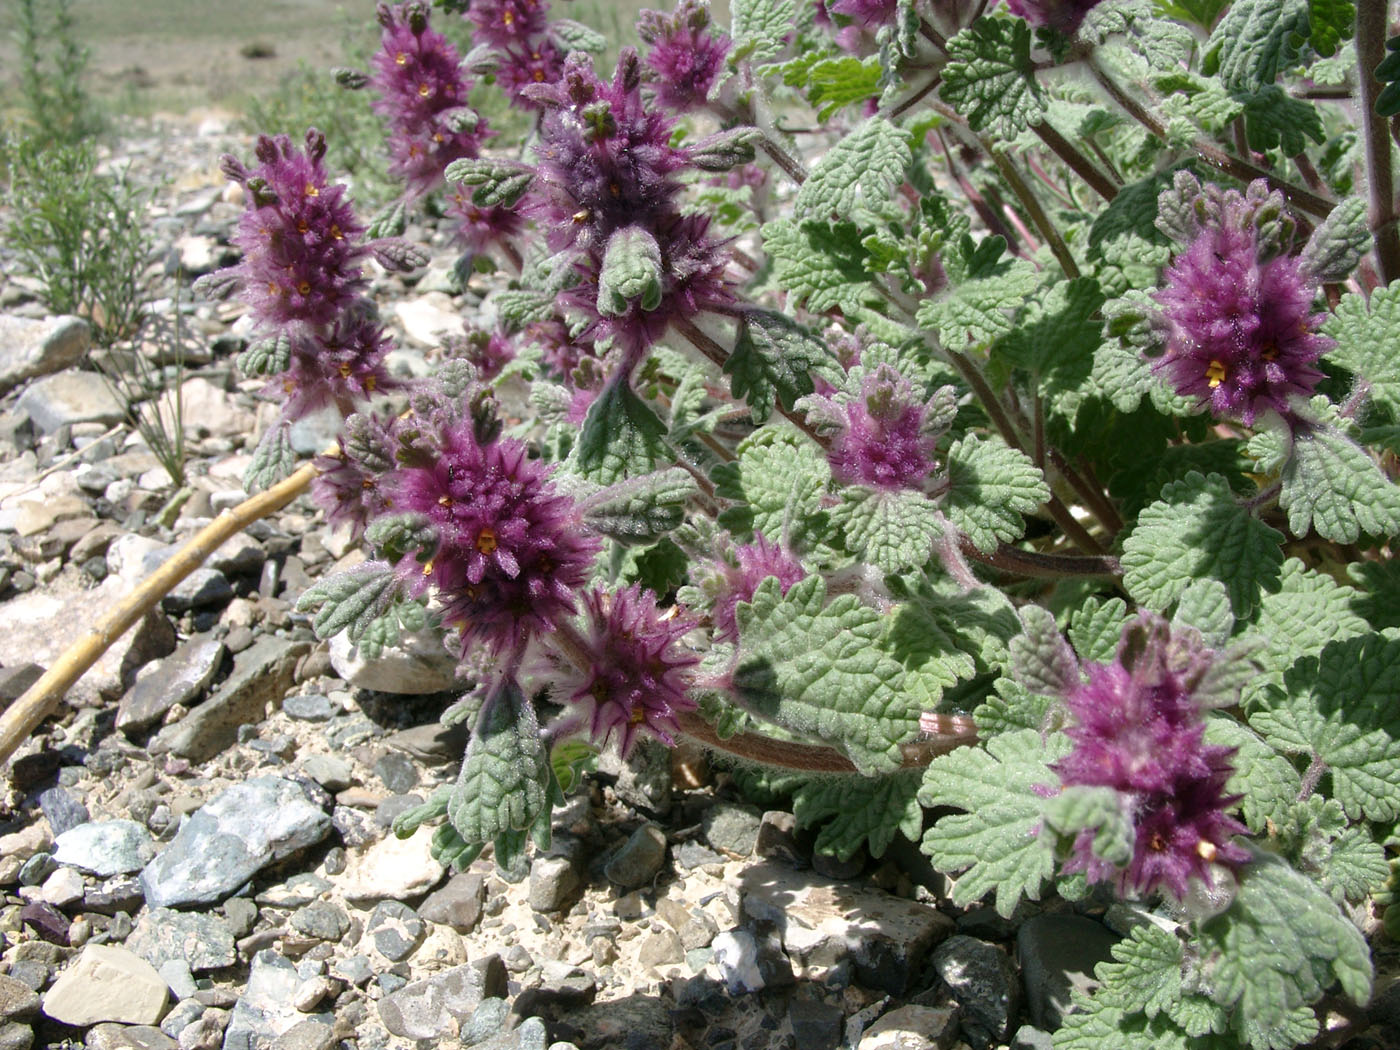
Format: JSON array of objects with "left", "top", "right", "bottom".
[
  {"left": 42, "top": 944, "right": 169, "bottom": 1026},
  {"left": 335, "top": 829, "right": 446, "bottom": 903},
  {"left": 37, "top": 866, "right": 86, "bottom": 907},
  {"left": 394, "top": 294, "right": 465, "bottom": 349},
  {"left": 328, "top": 626, "right": 461, "bottom": 695}
]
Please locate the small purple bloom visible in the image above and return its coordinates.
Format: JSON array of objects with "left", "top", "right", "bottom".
[
  {"left": 562, "top": 584, "right": 699, "bottom": 756},
  {"left": 1053, "top": 614, "right": 1250, "bottom": 901},
  {"left": 804, "top": 364, "right": 942, "bottom": 490},
  {"left": 1152, "top": 217, "right": 1331, "bottom": 427},
  {"left": 227, "top": 131, "right": 370, "bottom": 330},
  {"left": 312, "top": 415, "right": 399, "bottom": 541},
  {"left": 638, "top": 0, "right": 730, "bottom": 113},
  {"left": 466, "top": 0, "right": 550, "bottom": 49},
  {"left": 388, "top": 416, "right": 601, "bottom": 657},
  {"left": 372, "top": 2, "right": 488, "bottom": 197},
  {"left": 272, "top": 306, "right": 397, "bottom": 421},
  {"left": 711, "top": 533, "right": 806, "bottom": 641},
  {"left": 1004, "top": 0, "right": 1106, "bottom": 34},
  {"left": 494, "top": 42, "right": 566, "bottom": 110},
  {"left": 444, "top": 325, "right": 516, "bottom": 382}
]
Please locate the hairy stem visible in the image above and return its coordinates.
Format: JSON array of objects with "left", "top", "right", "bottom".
[
  {"left": 1032, "top": 121, "right": 1120, "bottom": 201},
  {"left": 961, "top": 536, "right": 1121, "bottom": 577},
  {"left": 987, "top": 146, "right": 1081, "bottom": 279},
  {"left": 1356, "top": 0, "right": 1400, "bottom": 285}
]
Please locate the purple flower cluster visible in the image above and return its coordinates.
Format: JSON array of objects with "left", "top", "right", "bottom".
[
  {"left": 817, "top": 0, "right": 896, "bottom": 54},
  {"left": 803, "top": 364, "right": 942, "bottom": 490},
  {"left": 444, "top": 325, "right": 517, "bottom": 382},
  {"left": 221, "top": 131, "right": 394, "bottom": 425},
  {"left": 527, "top": 50, "right": 733, "bottom": 360},
  {"left": 637, "top": 0, "right": 730, "bottom": 114},
  {"left": 1004, "top": 0, "right": 1106, "bottom": 34},
  {"left": 1053, "top": 615, "right": 1250, "bottom": 902},
  {"left": 464, "top": 0, "right": 563, "bottom": 110},
  {"left": 559, "top": 585, "right": 699, "bottom": 755},
  {"left": 388, "top": 412, "right": 602, "bottom": 658},
  {"left": 371, "top": 2, "right": 486, "bottom": 197},
  {"left": 1153, "top": 206, "right": 1331, "bottom": 427},
  {"left": 710, "top": 533, "right": 807, "bottom": 641}
]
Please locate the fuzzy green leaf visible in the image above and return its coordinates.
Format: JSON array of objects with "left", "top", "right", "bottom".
[
  {"left": 1172, "top": 578, "right": 1234, "bottom": 648},
  {"left": 731, "top": 0, "right": 795, "bottom": 63},
  {"left": 919, "top": 729, "right": 1070, "bottom": 917},
  {"left": 1043, "top": 786, "right": 1134, "bottom": 866},
  {"left": 1349, "top": 559, "right": 1400, "bottom": 629},
  {"left": 295, "top": 561, "right": 399, "bottom": 641},
  {"left": 549, "top": 17, "right": 607, "bottom": 53},
  {"left": 574, "top": 379, "right": 670, "bottom": 484},
  {"left": 494, "top": 289, "right": 555, "bottom": 325},
  {"left": 1010, "top": 605, "right": 1079, "bottom": 698},
  {"left": 1203, "top": 716, "right": 1300, "bottom": 833},
  {"left": 1195, "top": 847, "right": 1372, "bottom": 1040},
  {"left": 763, "top": 219, "right": 874, "bottom": 313},
  {"left": 917, "top": 260, "right": 1039, "bottom": 350},
  {"left": 597, "top": 226, "right": 663, "bottom": 315},
  {"left": 795, "top": 117, "right": 910, "bottom": 219},
  {"left": 733, "top": 575, "right": 919, "bottom": 773},
  {"left": 1121, "top": 471, "right": 1284, "bottom": 618},
  {"left": 882, "top": 596, "right": 978, "bottom": 708},
  {"left": 244, "top": 424, "right": 298, "bottom": 492},
  {"left": 447, "top": 679, "right": 553, "bottom": 850},
  {"left": 712, "top": 430, "right": 830, "bottom": 543},
  {"left": 1205, "top": 0, "right": 1309, "bottom": 92},
  {"left": 973, "top": 678, "right": 1051, "bottom": 734},
  {"left": 1308, "top": 0, "right": 1355, "bottom": 57},
  {"left": 1094, "top": 922, "right": 1183, "bottom": 1021},
  {"left": 1299, "top": 196, "right": 1369, "bottom": 282},
  {"left": 940, "top": 17, "right": 1044, "bottom": 139},
  {"left": 725, "top": 309, "right": 829, "bottom": 422},
  {"left": 802, "top": 55, "right": 882, "bottom": 120},
  {"left": 1068, "top": 597, "right": 1128, "bottom": 665},
  {"left": 993, "top": 277, "right": 1105, "bottom": 389},
  {"left": 577, "top": 468, "right": 697, "bottom": 545},
  {"left": 943, "top": 435, "right": 1049, "bottom": 553},
  {"left": 1279, "top": 423, "right": 1400, "bottom": 542},
  {"left": 364, "top": 512, "right": 436, "bottom": 564},
  {"left": 1088, "top": 169, "right": 1178, "bottom": 256},
  {"left": 236, "top": 332, "right": 292, "bottom": 377},
  {"left": 793, "top": 770, "right": 923, "bottom": 861},
  {"left": 1325, "top": 280, "right": 1400, "bottom": 415},
  {"left": 829, "top": 488, "right": 943, "bottom": 574},
  {"left": 392, "top": 785, "right": 450, "bottom": 840},
  {"left": 1237, "top": 86, "right": 1324, "bottom": 156},
  {"left": 1250, "top": 629, "right": 1400, "bottom": 822}
]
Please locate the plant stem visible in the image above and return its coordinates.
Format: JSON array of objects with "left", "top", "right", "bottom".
[
  {"left": 1356, "top": 0, "right": 1400, "bottom": 285},
  {"left": 960, "top": 537, "right": 1121, "bottom": 577},
  {"left": 1049, "top": 449, "right": 1124, "bottom": 536},
  {"left": 987, "top": 146, "right": 1081, "bottom": 278},
  {"left": 881, "top": 74, "right": 943, "bottom": 121},
  {"left": 1086, "top": 58, "right": 1338, "bottom": 219},
  {"left": 1032, "top": 121, "right": 1120, "bottom": 201}
]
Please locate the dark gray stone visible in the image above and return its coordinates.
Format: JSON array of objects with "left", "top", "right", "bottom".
[
  {"left": 374, "top": 794, "right": 422, "bottom": 830},
  {"left": 789, "top": 999, "right": 843, "bottom": 1050},
  {"left": 754, "top": 810, "right": 805, "bottom": 866},
  {"left": 0, "top": 314, "right": 91, "bottom": 395},
  {"left": 1010, "top": 1025, "right": 1055, "bottom": 1050},
  {"left": 146, "top": 638, "right": 309, "bottom": 761},
  {"left": 470, "top": 1016, "right": 549, "bottom": 1050},
  {"left": 298, "top": 754, "right": 352, "bottom": 793},
  {"left": 367, "top": 901, "right": 424, "bottom": 961},
  {"left": 82, "top": 875, "right": 143, "bottom": 915},
  {"left": 17, "top": 371, "right": 122, "bottom": 433},
  {"left": 139, "top": 776, "right": 330, "bottom": 908},
  {"left": 418, "top": 873, "right": 485, "bottom": 933},
  {"left": 0, "top": 975, "right": 39, "bottom": 1021},
  {"left": 527, "top": 855, "right": 580, "bottom": 913},
  {"left": 38, "top": 788, "right": 89, "bottom": 837},
  {"left": 126, "top": 908, "right": 236, "bottom": 972},
  {"left": 83, "top": 1024, "right": 175, "bottom": 1050},
  {"left": 594, "top": 738, "right": 671, "bottom": 815},
  {"left": 329, "top": 956, "right": 373, "bottom": 987},
  {"left": 458, "top": 997, "right": 509, "bottom": 1046},
  {"left": 16, "top": 854, "right": 56, "bottom": 887},
  {"left": 0, "top": 664, "right": 44, "bottom": 706},
  {"left": 116, "top": 637, "right": 225, "bottom": 735},
  {"left": 513, "top": 962, "right": 597, "bottom": 1016},
  {"left": 221, "top": 898, "right": 258, "bottom": 939},
  {"left": 376, "top": 957, "right": 507, "bottom": 1040},
  {"left": 290, "top": 901, "right": 349, "bottom": 943},
  {"left": 281, "top": 695, "right": 334, "bottom": 722},
  {"left": 0, "top": 1022, "right": 31, "bottom": 1050},
  {"left": 811, "top": 845, "right": 866, "bottom": 880},
  {"left": 52, "top": 820, "right": 154, "bottom": 877},
  {"left": 931, "top": 935, "right": 1019, "bottom": 1050},
  {"left": 373, "top": 752, "right": 418, "bottom": 794},
  {"left": 673, "top": 841, "right": 724, "bottom": 870},
  {"left": 702, "top": 803, "right": 762, "bottom": 857},
  {"left": 161, "top": 569, "right": 233, "bottom": 614},
  {"left": 381, "top": 722, "right": 469, "bottom": 765},
  {"left": 158, "top": 999, "right": 205, "bottom": 1038},
  {"left": 269, "top": 1019, "right": 336, "bottom": 1050},
  {"left": 552, "top": 996, "right": 672, "bottom": 1050},
  {"left": 604, "top": 825, "right": 666, "bottom": 890},
  {"left": 1016, "top": 915, "right": 1119, "bottom": 1030}
]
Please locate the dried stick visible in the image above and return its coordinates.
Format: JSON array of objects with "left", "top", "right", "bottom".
[{"left": 0, "top": 462, "right": 318, "bottom": 769}]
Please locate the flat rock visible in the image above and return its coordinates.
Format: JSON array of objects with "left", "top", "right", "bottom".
[
  {"left": 139, "top": 776, "right": 330, "bottom": 908},
  {"left": 222, "top": 950, "right": 315, "bottom": 1050},
  {"left": 376, "top": 957, "right": 506, "bottom": 1040},
  {"left": 702, "top": 802, "right": 762, "bottom": 857},
  {"left": 931, "top": 935, "right": 1019, "bottom": 1049},
  {"left": 417, "top": 872, "right": 485, "bottom": 932},
  {"left": 6, "top": 496, "right": 92, "bottom": 538},
  {"left": 367, "top": 901, "right": 425, "bottom": 961},
  {"left": 604, "top": 825, "right": 667, "bottom": 890},
  {"left": 116, "top": 638, "right": 225, "bottom": 735},
  {"left": 551, "top": 995, "right": 673, "bottom": 1050},
  {"left": 146, "top": 637, "right": 307, "bottom": 761},
  {"left": 52, "top": 820, "right": 155, "bottom": 876},
  {"left": 327, "top": 627, "right": 459, "bottom": 694},
  {"left": 126, "top": 908, "right": 236, "bottom": 973},
  {"left": 84, "top": 1024, "right": 176, "bottom": 1050},
  {"left": 42, "top": 945, "right": 169, "bottom": 1027},
  {"left": 207, "top": 533, "right": 265, "bottom": 577},
  {"left": 394, "top": 294, "right": 466, "bottom": 349},
  {"left": 739, "top": 861, "right": 955, "bottom": 995},
  {"left": 38, "top": 787, "right": 89, "bottom": 838},
  {"left": 0, "top": 1022, "right": 31, "bottom": 1050},
  {"left": 1016, "top": 915, "right": 1119, "bottom": 1030},
  {"left": 17, "top": 371, "right": 123, "bottom": 433},
  {"left": 0, "top": 975, "right": 39, "bottom": 1021},
  {"left": 162, "top": 569, "right": 233, "bottom": 614},
  {"left": 858, "top": 1004, "right": 960, "bottom": 1050},
  {"left": 0, "top": 315, "right": 91, "bottom": 394},
  {"left": 334, "top": 827, "right": 445, "bottom": 902}
]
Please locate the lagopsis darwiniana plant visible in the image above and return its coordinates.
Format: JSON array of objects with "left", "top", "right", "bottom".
[{"left": 197, "top": 1, "right": 1400, "bottom": 1047}]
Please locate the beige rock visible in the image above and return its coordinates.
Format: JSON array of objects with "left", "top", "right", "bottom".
[
  {"left": 42, "top": 945, "right": 169, "bottom": 1026},
  {"left": 335, "top": 830, "right": 445, "bottom": 903}
]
